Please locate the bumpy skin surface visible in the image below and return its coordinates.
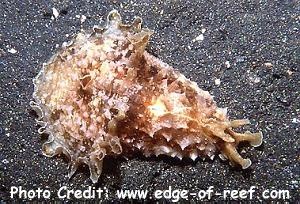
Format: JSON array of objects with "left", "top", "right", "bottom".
[{"left": 31, "top": 10, "right": 263, "bottom": 183}]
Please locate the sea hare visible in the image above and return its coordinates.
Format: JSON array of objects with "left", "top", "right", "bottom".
[{"left": 31, "top": 10, "right": 263, "bottom": 183}]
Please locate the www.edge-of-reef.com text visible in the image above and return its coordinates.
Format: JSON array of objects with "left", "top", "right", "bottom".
[{"left": 9, "top": 185, "right": 292, "bottom": 201}]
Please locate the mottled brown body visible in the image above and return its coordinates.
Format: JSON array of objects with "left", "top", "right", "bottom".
[{"left": 31, "top": 10, "right": 263, "bottom": 183}]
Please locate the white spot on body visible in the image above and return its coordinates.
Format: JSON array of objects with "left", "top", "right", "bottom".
[
  {"left": 189, "top": 150, "right": 198, "bottom": 161},
  {"left": 177, "top": 138, "right": 193, "bottom": 150}
]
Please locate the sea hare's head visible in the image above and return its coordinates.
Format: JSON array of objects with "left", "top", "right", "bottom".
[{"left": 31, "top": 10, "right": 151, "bottom": 183}]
